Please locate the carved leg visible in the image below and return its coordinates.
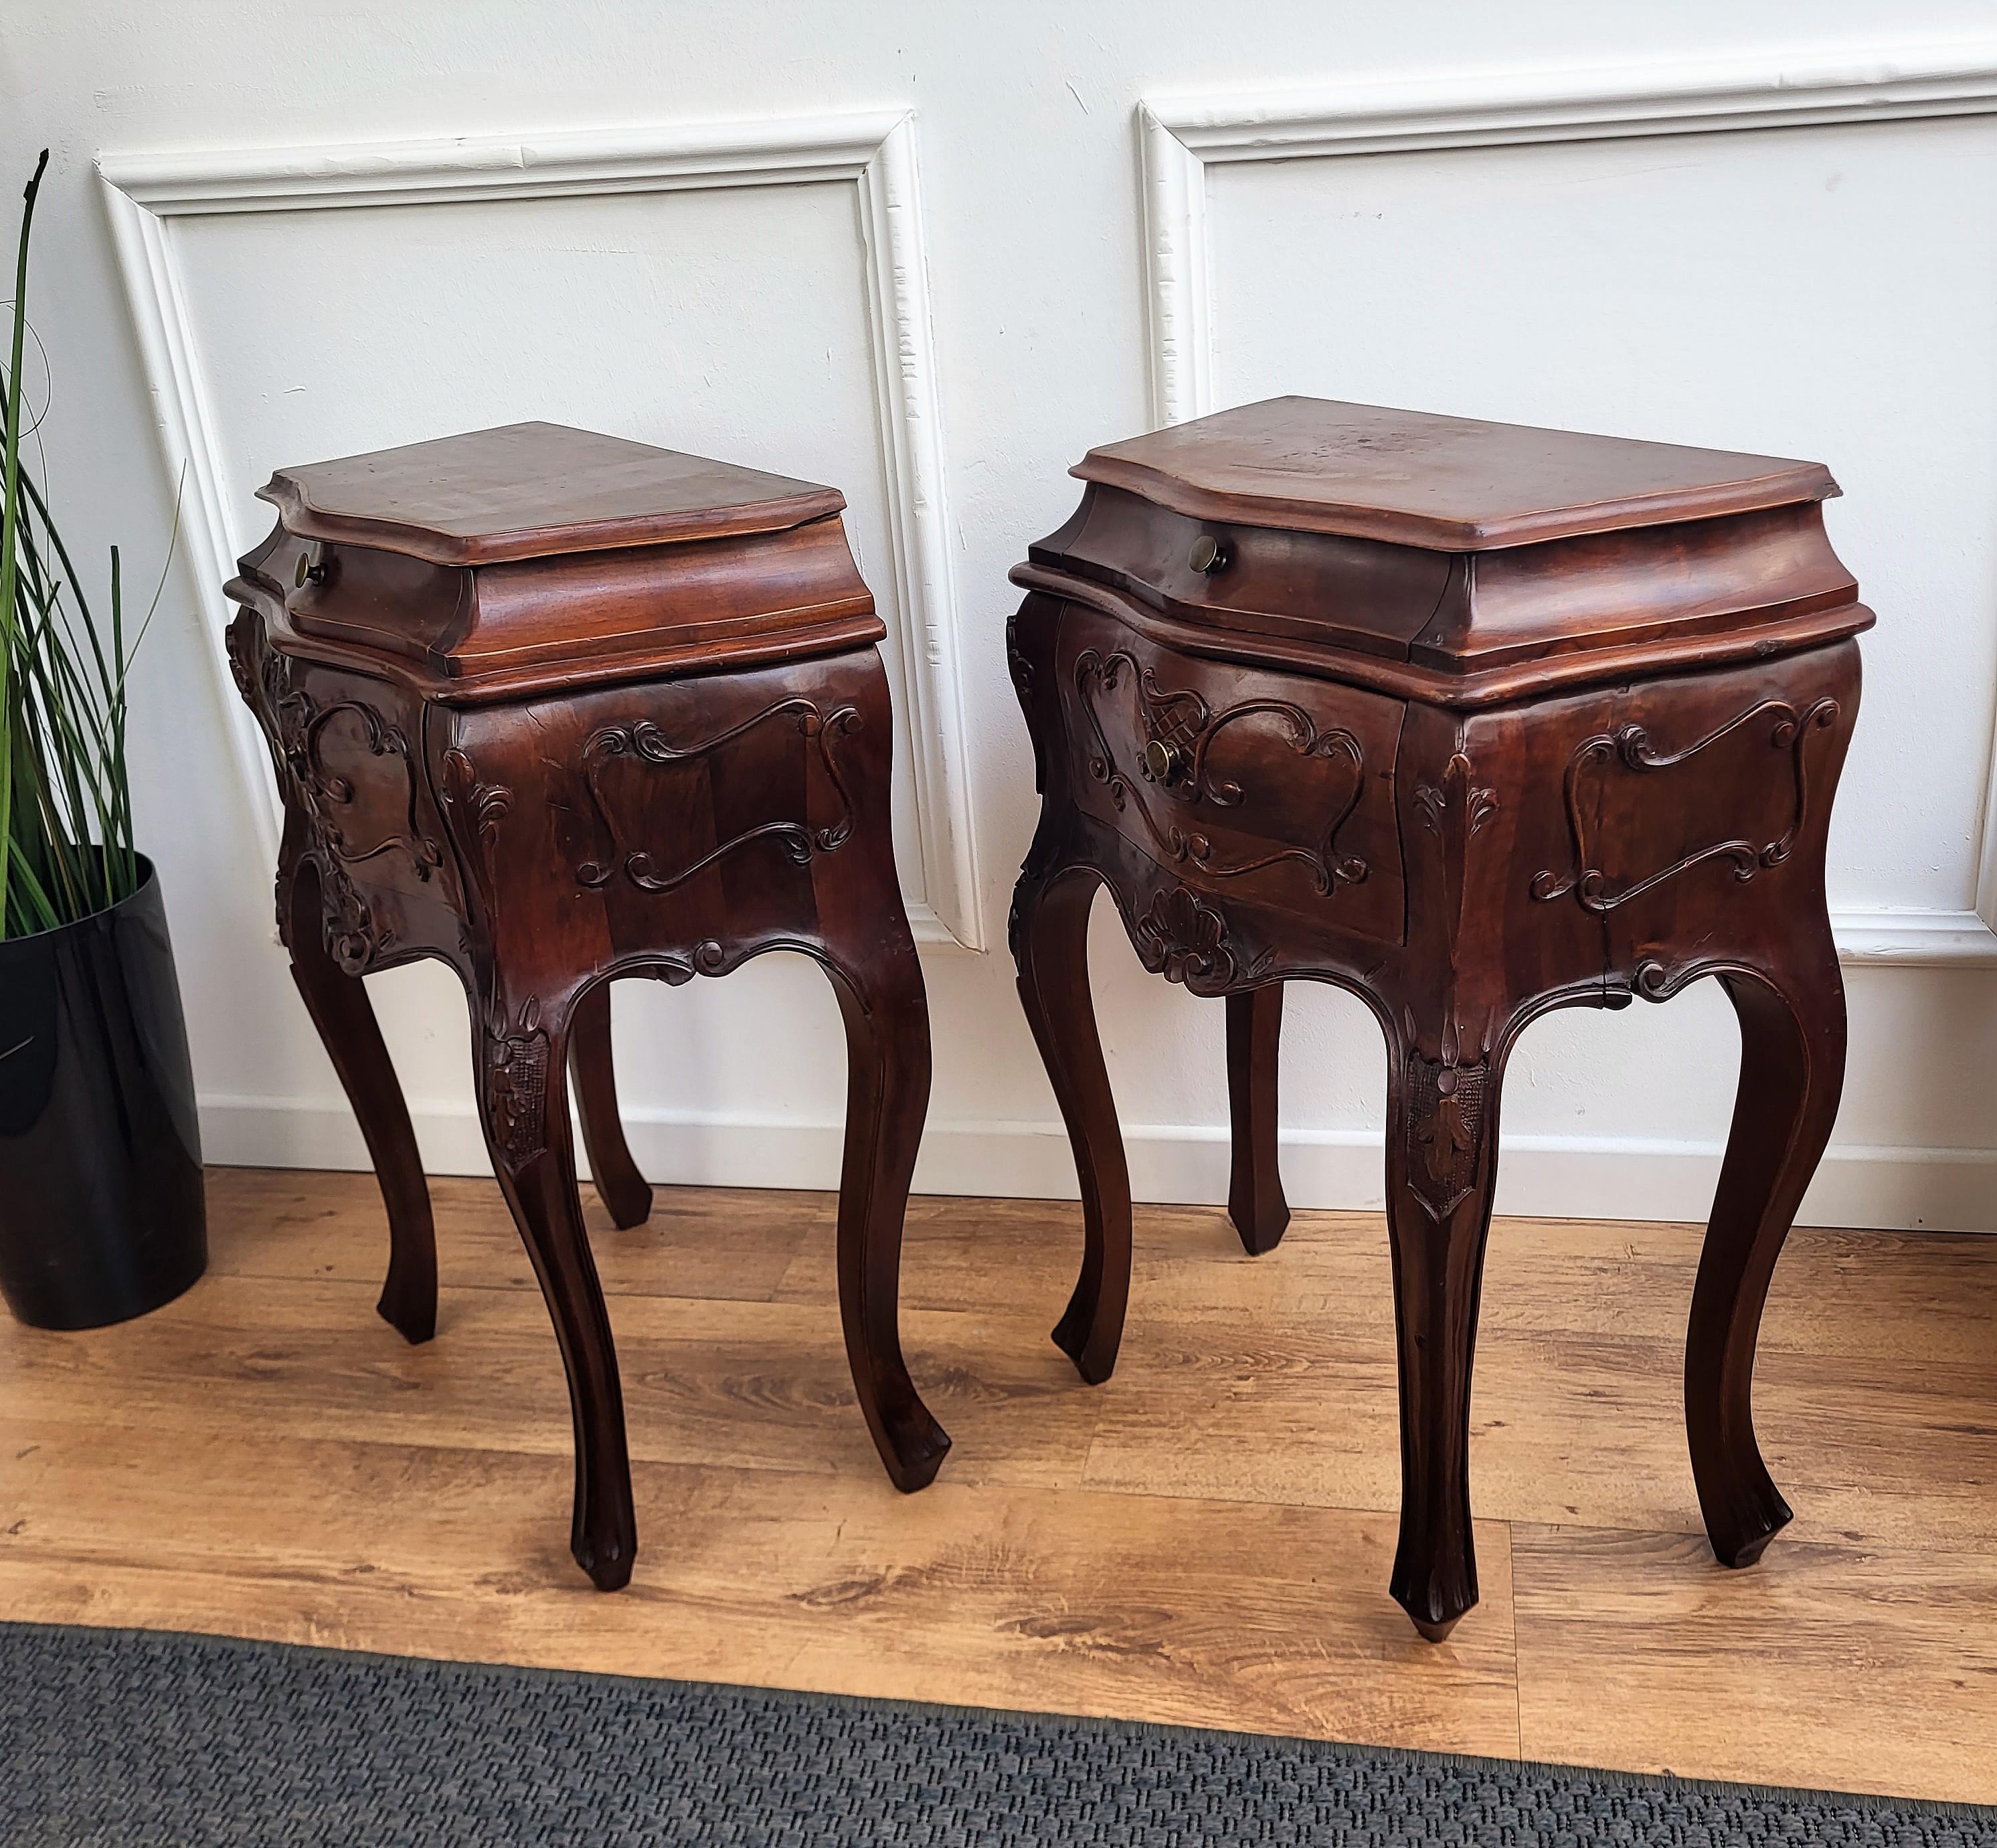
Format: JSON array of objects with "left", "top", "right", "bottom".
[
  {"left": 1011, "top": 868, "right": 1132, "bottom": 1385},
  {"left": 1225, "top": 985, "right": 1290, "bottom": 1255},
  {"left": 1383, "top": 1035, "right": 1504, "bottom": 1641},
  {"left": 817, "top": 918, "right": 951, "bottom": 1493},
  {"left": 569, "top": 982, "right": 653, "bottom": 1230},
  {"left": 282, "top": 860, "right": 436, "bottom": 1344},
  {"left": 476, "top": 989, "right": 635, "bottom": 1590},
  {"left": 1686, "top": 944, "right": 1846, "bottom": 1569}
]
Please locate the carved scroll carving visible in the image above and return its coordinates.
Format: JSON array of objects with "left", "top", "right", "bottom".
[
  {"left": 654, "top": 939, "right": 730, "bottom": 985},
  {"left": 250, "top": 644, "right": 442, "bottom": 974},
  {"left": 439, "top": 747, "right": 513, "bottom": 849},
  {"left": 1132, "top": 885, "right": 1270, "bottom": 996},
  {"left": 273, "top": 684, "right": 444, "bottom": 885},
  {"left": 1413, "top": 752, "right": 1498, "bottom": 925},
  {"left": 577, "top": 698, "right": 861, "bottom": 894},
  {"left": 1074, "top": 648, "right": 1367, "bottom": 896},
  {"left": 1005, "top": 612, "right": 1035, "bottom": 699},
  {"left": 1531, "top": 698, "right": 1841, "bottom": 913}
]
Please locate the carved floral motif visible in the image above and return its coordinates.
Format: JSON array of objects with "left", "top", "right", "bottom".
[
  {"left": 1411, "top": 749, "right": 1497, "bottom": 1006},
  {"left": 1531, "top": 697, "right": 1841, "bottom": 913},
  {"left": 1132, "top": 885, "right": 1268, "bottom": 994},
  {"left": 1413, "top": 753, "right": 1498, "bottom": 849},
  {"left": 1401, "top": 749, "right": 1498, "bottom": 1225},
  {"left": 577, "top": 698, "right": 861, "bottom": 894},
  {"left": 439, "top": 747, "right": 513, "bottom": 850},
  {"left": 1400, "top": 1008, "right": 1492, "bottom": 1221},
  {"left": 485, "top": 996, "right": 551, "bottom": 1167},
  {"left": 1074, "top": 648, "right": 1367, "bottom": 896}
]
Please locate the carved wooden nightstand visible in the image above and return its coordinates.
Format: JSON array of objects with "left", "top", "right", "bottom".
[
  {"left": 1007, "top": 397, "right": 1869, "bottom": 1639},
  {"left": 226, "top": 422, "right": 949, "bottom": 1589}
]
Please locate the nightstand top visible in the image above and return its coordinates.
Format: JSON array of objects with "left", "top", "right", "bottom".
[
  {"left": 257, "top": 421, "right": 847, "bottom": 566},
  {"left": 1074, "top": 397, "right": 1838, "bottom": 552},
  {"left": 230, "top": 424, "right": 880, "bottom": 703},
  {"left": 1021, "top": 399, "right": 1870, "bottom": 707}
]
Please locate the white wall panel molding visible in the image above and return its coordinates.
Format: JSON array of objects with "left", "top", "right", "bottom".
[
  {"left": 1139, "top": 39, "right": 1997, "bottom": 967},
  {"left": 97, "top": 110, "right": 984, "bottom": 949}
]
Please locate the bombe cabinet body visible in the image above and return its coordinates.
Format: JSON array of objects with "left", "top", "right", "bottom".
[
  {"left": 228, "top": 422, "right": 948, "bottom": 1590},
  {"left": 1008, "top": 398, "right": 1869, "bottom": 1639}
]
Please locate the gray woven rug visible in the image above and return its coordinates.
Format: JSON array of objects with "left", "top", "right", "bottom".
[{"left": 1, "top": 1623, "right": 1990, "bottom": 1845}]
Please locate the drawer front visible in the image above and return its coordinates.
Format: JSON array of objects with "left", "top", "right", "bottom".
[
  {"left": 1055, "top": 608, "right": 1407, "bottom": 943},
  {"left": 1490, "top": 640, "right": 1861, "bottom": 980},
  {"left": 1037, "top": 484, "right": 1452, "bottom": 660},
  {"left": 253, "top": 646, "right": 460, "bottom": 970},
  {"left": 441, "top": 648, "right": 895, "bottom": 960}
]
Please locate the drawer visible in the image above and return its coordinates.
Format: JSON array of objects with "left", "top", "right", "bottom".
[
  {"left": 1055, "top": 607, "right": 1407, "bottom": 944},
  {"left": 1033, "top": 484, "right": 1452, "bottom": 662},
  {"left": 256, "top": 652, "right": 463, "bottom": 972},
  {"left": 270, "top": 661, "right": 444, "bottom": 896}
]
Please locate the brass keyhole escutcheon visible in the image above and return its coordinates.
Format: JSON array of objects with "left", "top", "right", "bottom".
[
  {"left": 1189, "top": 533, "right": 1230, "bottom": 575},
  {"left": 1144, "top": 737, "right": 1187, "bottom": 786},
  {"left": 294, "top": 551, "right": 329, "bottom": 589}
]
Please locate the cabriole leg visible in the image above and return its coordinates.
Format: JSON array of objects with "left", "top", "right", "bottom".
[
  {"left": 1383, "top": 1030, "right": 1506, "bottom": 1641},
  {"left": 816, "top": 913, "right": 951, "bottom": 1492},
  {"left": 570, "top": 980, "right": 653, "bottom": 1230},
  {"left": 475, "top": 986, "right": 636, "bottom": 1590},
  {"left": 1225, "top": 984, "right": 1290, "bottom": 1255},
  {"left": 281, "top": 858, "right": 436, "bottom": 1345},
  {"left": 1686, "top": 937, "right": 1846, "bottom": 1569},
  {"left": 1012, "top": 867, "right": 1132, "bottom": 1385}
]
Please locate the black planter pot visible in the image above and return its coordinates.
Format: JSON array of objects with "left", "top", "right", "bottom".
[{"left": 0, "top": 856, "right": 205, "bottom": 1329}]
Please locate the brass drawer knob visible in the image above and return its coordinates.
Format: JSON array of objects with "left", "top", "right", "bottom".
[
  {"left": 1144, "top": 738, "right": 1188, "bottom": 786},
  {"left": 1189, "top": 533, "right": 1230, "bottom": 575},
  {"left": 294, "top": 550, "right": 330, "bottom": 589}
]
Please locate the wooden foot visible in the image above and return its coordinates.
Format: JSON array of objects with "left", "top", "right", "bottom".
[
  {"left": 1011, "top": 868, "right": 1132, "bottom": 1386},
  {"left": 282, "top": 859, "right": 436, "bottom": 1346},
  {"left": 570, "top": 981, "right": 653, "bottom": 1230},
  {"left": 1225, "top": 985, "right": 1290, "bottom": 1256}
]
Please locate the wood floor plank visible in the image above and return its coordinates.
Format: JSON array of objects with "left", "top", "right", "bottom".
[
  {"left": 1079, "top": 1309, "right": 1997, "bottom": 1554},
  {"left": 0, "top": 1275, "right": 1102, "bottom": 1489},
  {"left": 8, "top": 1166, "right": 1997, "bottom": 1803},
  {"left": 1511, "top": 1521, "right": 1997, "bottom": 1805},
  {"left": 0, "top": 1415, "right": 1521, "bottom": 1760},
  {"left": 210, "top": 1168, "right": 828, "bottom": 1304}
]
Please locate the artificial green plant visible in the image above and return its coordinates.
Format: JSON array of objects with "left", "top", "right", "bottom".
[{"left": 0, "top": 149, "right": 178, "bottom": 939}]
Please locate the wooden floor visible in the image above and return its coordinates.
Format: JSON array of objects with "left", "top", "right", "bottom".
[{"left": 5, "top": 1169, "right": 1997, "bottom": 1804}]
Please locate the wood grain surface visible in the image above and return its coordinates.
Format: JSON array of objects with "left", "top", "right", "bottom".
[
  {"left": 1073, "top": 396, "right": 1836, "bottom": 550},
  {"left": 6, "top": 1168, "right": 1997, "bottom": 1800}
]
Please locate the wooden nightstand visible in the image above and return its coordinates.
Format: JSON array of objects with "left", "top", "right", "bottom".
[
  {"left": 1007, "top": 397, "right": 1869, "bottom": 1639},
  {"left": 226, "top": 422, "right": 949, "bottom": 1590}
]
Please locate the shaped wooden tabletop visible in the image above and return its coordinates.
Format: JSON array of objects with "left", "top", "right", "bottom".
[
  {"left": 1073, "top": 397, "right": 1837, "bottom": 551},
  {"left": 258, "top": 422, "right": 846, "bottom": 565}
]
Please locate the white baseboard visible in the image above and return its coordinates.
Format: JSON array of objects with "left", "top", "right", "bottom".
[{"left": 197, "top": 1095, "right": 1997, "bottom": 1234}]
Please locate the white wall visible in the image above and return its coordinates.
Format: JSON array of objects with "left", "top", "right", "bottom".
[{"left": 8, "top": 0, "right": 1997, "bottom": 1229}]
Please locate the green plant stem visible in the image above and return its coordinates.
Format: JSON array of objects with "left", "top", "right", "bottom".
[
  {"left": 0, "top": 152, "right": 167, "bottom": 938},
  {"left": 0, "top": 149, "right": 49, "bottom": 933}
]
